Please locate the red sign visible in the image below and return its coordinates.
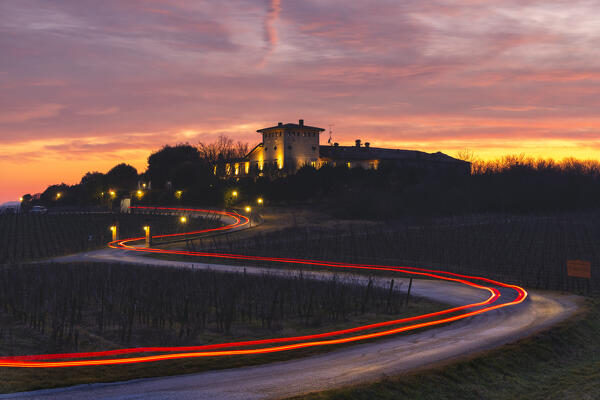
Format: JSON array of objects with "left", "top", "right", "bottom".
[{"left": 567, "top": 260, "right": 591, "bottom": 279}]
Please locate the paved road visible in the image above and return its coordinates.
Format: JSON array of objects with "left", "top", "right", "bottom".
[{"left": 3, "top": 248, "right": 581, "bottom": 400}]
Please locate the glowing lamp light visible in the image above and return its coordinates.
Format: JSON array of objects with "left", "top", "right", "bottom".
[
  {"left": 19, "top": 197, "right": 23, "bottom": 202},
  {"left": 136, "top": 190, "right": 144, "bottom": 199},
  {"left": 143, "top": 226, "right": 149, "bottom": 232},
  {"left": 56, "top": 192, "right": 62, "bottom": 199},
  {"left": 180, "top": 216, "right": 187, "bottom": 223},
  {"left": 257, "top": 198, "right": 263, "bottom": 205},
  {"left": 109, "top": 190, "right": 116, "bottom": 198},
  {"left": 175, "top": 190, "right": 183, "bottom": 200},
  {"left": 245, "top": 206, "right": 251, "bottom": 213},
  {"left": 110, "top": 226, "right": 116, "bottom": 232},
  {"left": 232, "top": 191, "right": 238, "bottom": 197},
  {"left": 142, "top": 183, "right": 147, "bottom": 188}
]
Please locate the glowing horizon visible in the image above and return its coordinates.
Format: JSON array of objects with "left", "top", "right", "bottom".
[{"left": 1, "top": 0, "right": 600, "bottom": 202}]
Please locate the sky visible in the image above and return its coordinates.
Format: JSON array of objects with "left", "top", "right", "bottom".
[{"left": 1, "top": 0, "right": 600, "bottom": 202}]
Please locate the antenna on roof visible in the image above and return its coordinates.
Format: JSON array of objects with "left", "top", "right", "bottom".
[{"left": 328, "top": 124, "right": 334, "bottom": 145}]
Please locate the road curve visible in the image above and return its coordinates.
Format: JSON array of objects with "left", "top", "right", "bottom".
[{"left": 0, "top": 207, "right": 581, "bottom": 399}]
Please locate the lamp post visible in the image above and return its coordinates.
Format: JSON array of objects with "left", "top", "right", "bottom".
[
  {"left": 245, "top": 206, "right": 252, "bottom": 227},
  {"left": 110, "top": 225, "right": 118, "bottom": 242},
  {"left": 143, "top": 225, "right": 151, "bottom": 248},
  {"left": 109, "top": 190, "right": 116, "bottom": 211},
  {"left": 226, "top": 190, "right": 238, "bottom": 208}
]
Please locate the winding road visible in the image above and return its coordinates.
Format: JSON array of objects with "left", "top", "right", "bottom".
[{"left": 0, "top": 207, "right": 581, "bottom": 399}]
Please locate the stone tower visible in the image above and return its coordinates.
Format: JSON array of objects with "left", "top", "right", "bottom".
[{"left": 256, "top": 119, "right": 325, "bottom": 173}]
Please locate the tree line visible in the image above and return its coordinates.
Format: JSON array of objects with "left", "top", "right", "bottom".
[{"left": 24, "top": 137, "right": 600, "bottom": 218}]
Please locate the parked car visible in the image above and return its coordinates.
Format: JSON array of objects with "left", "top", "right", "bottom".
[
  {"left": 0, "top": 201, "right": 21, "bottom": 214},
  {"left": 29, "top": 205, "right": 48, "bottom": 215}
]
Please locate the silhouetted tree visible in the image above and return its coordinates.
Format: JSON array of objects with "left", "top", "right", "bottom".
[
  {"left": 147, "top": 144, "right": 203, "bottom": 190},
  {"left": 106, "top": 164, "right": 138, "bottom": 191}
]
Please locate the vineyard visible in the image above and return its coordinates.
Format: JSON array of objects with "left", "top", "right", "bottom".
[
  {"left": 0, "top": 262, "right": 438, "bottom": 356},
  {"left": 190, "top": 212, "right": 600, "bottom": 293},
  {"left": 0, "top": 213, "right": 219, "bottom": 264}
]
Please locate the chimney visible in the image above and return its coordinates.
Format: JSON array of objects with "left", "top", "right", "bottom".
[
  {"left": 355, "top": 139, "right": 361, "bottom": 147},
  {"left": 278, "top": 122, "right": 283, "bottom": 126},
  {"left": 299, "top": 119, "right": 304, "bottom": 126},
  {"left": 365, "top": 142, "right": 370, "bottom": 148}
]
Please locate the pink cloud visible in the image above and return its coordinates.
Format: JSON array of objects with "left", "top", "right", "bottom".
[
  {"left": 2, "top": 0, "right": 600, "bottom": 202},
  {"left": 0, "top": 103, "right": 64, "bottom": 123}
]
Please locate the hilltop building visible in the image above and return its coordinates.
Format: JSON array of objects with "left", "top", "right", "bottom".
[{"left": 213, "top": 119, "right": 470, "bottom": 177}]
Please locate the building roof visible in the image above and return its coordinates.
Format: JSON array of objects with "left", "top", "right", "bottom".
[
  {"left": 257, "top": 122, "right": 325, "bottom": 133},
  {"left": 319, "top": 145, "right": 468, "bottom": 164}
]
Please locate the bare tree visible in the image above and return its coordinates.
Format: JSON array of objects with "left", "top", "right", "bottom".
[{"left": 198, "top": 135, "right": 249, "bottom": 162}]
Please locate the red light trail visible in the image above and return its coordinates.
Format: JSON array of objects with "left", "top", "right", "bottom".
[{"left": 0, "top": 206, "right": 527, "bottom": 368}]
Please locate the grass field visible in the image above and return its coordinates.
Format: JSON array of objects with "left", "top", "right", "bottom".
[{"left": 292, "top": 297, "right": 599, "bottom": 400}]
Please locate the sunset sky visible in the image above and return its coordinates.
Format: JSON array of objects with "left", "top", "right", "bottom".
[{"left": 2, "top": 0, "right": 600, "bottom": 202}]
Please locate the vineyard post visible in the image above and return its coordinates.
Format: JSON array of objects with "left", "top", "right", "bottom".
[{"left": 405, "top": 277, "right": 413, "bottom": 307}]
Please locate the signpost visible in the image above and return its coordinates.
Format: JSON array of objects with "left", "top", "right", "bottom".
[{"left": 567, "top": 260, "right": 591, "bottom": 279}]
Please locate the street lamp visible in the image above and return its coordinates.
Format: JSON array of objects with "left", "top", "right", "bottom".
[
  {"left": 19, "top": 197, "right": 23, "bottom": 202},
  {"left": 110, "top": 225, "right": 118, "bottom": 241},
  {"left": 257, "top": 197, "right": 263, "bottom": 205},
  {"left": 175, "top": 190, "right": 183, "bottom": 200},
  {"left": 143, "top": 225, "right": 151, "bottom": 247},
  {"left": 56, "top": 192, "right": 62, "bottom": 199},
  {"left": 109, "top": 190, "right": 116, "bottom": 198},
  {"left": 136, "top": 190, "right": 144, "bottom": 200},
  {"left": 245, "top": 206, "right": 252, "bottom": 227},
  {"left": 180, "top": 215, "right": 187, "bottom": 224}
]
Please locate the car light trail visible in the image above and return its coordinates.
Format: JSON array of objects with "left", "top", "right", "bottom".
[{"left": 0, "top": 206, "right": 527, "bottom": 368}]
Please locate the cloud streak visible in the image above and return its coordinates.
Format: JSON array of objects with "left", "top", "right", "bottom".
[{"left": 258, "top": 0, "right": 282, "bottom": 67}]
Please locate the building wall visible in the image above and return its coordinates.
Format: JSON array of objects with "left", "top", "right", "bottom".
[
  {"left": 262, "top": 129, "right": 285, "bottom": 171},
  {"left": 284, "top": 129, "right": 320, "bottom": 171}
]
